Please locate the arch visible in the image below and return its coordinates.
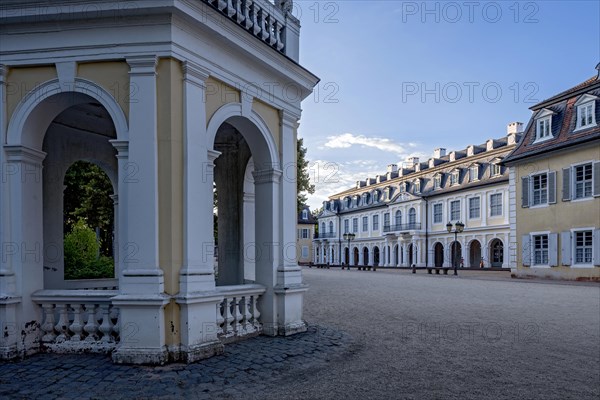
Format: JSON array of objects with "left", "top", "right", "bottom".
[
  {"left": 434, "top": 242, "right": 444, "bottom": 268},
  {"left": 344, "top": 247, "right": 350, "bottom": 265},
  {"left": 321, "top": 222, "right": 325, "bottom": 235},
  {"left": 362, "top": 247, "right": 369, "bottom": 266},
  {"left": 373, "top": 246, "right": 380, "bottom": 266},
  {"left": 393, "top": 244, "right": 399, "bottom": 266},
  {"left": 329, "top": 221, "right": 334, "bottom": 234},
  {"left": 469, "top": 239, "right": 482, "bottom": 268},
  {"left": 206, "top": 102, "right": 280, "bottom": 167},
  {"left": 408, "top": 207, "right": 416, "bottom": 227},
  {"left": 7, "top": 78, "right": 128, "bottom": 147},
  {"left": 450, "top": 241, "right": 462, "bottom": 268},
  {"left": 395, "top": 210, "right": 402, "bottom": 226},
  {"left": 489, "top": 239, "right": 504, "bottom": 268},
  {"left": 353, "top": 247, "right": 359, "bottom": 265},
  {"left": 408, "top": 244, "right": 414, "bottom": 266}
]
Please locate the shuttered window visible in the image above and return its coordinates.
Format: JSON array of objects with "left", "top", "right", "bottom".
[
  {"left": 532, "top": 173, "right": 548, "bottom": 205},
  {"left": 574, "top": 230, "right": 593, "bottom": 264}
]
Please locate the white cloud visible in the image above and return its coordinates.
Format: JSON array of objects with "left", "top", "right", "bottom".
[{"left": 323, "top": 132, "right": 413, "bottom": 157}]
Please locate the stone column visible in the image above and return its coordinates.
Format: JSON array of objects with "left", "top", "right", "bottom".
[
  {"left": 112, "top": 56, "right": 169, "bottom": 365},
  {"left": 175, "top": 62, "right": 223, "bottom": 362},
  {"left": 2, "top": 145, "right": 46, "bottom": 358}
]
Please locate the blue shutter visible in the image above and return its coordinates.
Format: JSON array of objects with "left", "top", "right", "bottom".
[
  {"left": 562, "top": 167, "right": 571, "bottom": 201},
  {"left": 548, "top": 171, "right": 556, "bottom": 204},
  {"left": 594, "top": 162, "right": 600, "bottom": 197},
  {"left": 549, "top": 233, "right": 558, "bottom": 267},
  {"left": 521, "top": 177, "right": 530, "bottom": 208},
  {"left": 521, "top": 235, "right": 531, "bottom": 266},
  {"left": 594, "top": 229, "right": 600, "bottom": 266},
  {"left": 560, "top": 231, "right": 571, "bottom": 266}
]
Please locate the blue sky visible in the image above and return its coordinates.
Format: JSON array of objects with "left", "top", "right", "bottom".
[{"left": 294, "top": 0, "right": 600, "bottom": 209}]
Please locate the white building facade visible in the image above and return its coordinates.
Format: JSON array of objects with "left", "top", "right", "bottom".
[
  {"left": 0, "top": 0, "right": 317, "bottom": 364},
  {"left": 314, "top": 126, "right": 522, "bottom": 270}
]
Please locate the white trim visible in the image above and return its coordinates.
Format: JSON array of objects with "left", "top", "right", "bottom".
[
  {"left": 529, "top": 231, "right": 551, "bottom": 268},
  {"left": 573, "top": 94, "right": 597, "bottom": 132},
  {"left": 570, "top": 227, "right": 596, "bottom": 268},
  {"left": 570, "top": 160, "right": 595, "bottom": 200}
]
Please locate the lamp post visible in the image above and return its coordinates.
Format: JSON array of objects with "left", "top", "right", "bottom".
[
  {"left": 446, "top": 221, "right": 465, "bottom": 276},
  {"left": 343, "top": 233, "right": 355, "bottom": 270}
]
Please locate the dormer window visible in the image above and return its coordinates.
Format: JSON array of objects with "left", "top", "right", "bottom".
[
  {"left": 399, "top": 182, "right": 406, "bottom": 193},
  {"left": 373, "top": 190, "right": 380, "bottom": 203},
  {"left": 413, "top": 179, "right": 421, "bottom": 194},
  {"left": 450, "top": 170, "right": 460, "bottom": 186},
  {"left": 491, "top": 163, "right": 501, "bottom": 176},
  {"left": 301, "top": 210, "right": 308, "bottom": 220},
  {"left": 574, "top": 94, "right": 597, "bottom": 131},
  {"left": 362, "top": 193, "right": 369, "bottom": 205},
  {"left": 534, "top": 108, "right": 555, "bottom": 142},
  {"left": 469, "top": 164, "right": 479, "bottom": 182},
  {"left": 433, "top": 174, "right": 442, "bottom": 190}
]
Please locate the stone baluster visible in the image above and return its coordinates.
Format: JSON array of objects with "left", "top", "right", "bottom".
[
  {"left": 54, "top": 304, "right": 70, "bottom": 342},
  {"left": 98, "top": 304, "right": 114, "bottom": 342},
  {"left": 84, "top": 304, "right": 99, "bottom": 341},
  {"left": 244, "top": 0, "right": 253, "bottom": 29},
  {"left": 224, "top": 297, "right": 235, "bottom": 336},
  {"left": 227, "top": 0, "right": 235, "bottom": 17},
  {"left": 251, "top": 295, "right": 261, "bottom": 329},
  {"left": 260, "top": 9, "right": 269, "bottom": 40},
  {"left": 110, "top": 306, "right": 120, "bottom": 339},
  {"left": 41, "top": 303, "right": 57, "bottom": 343},
  {"left": 218, "top": 0, "right": 227, "bottom": 11},
  {"left": 243, "top": 296, "right": 255, "bottom": 334},
  {"left": 236, "top": 0, "right": 244, "bottom": 22},
  {"left": 268, "top": 15, "right": 277, "bottom": 45},
  {"left": 234, "top": 297, "right": 244, "bottom": 335},
  {"left": 252, "top": 5, "right": 261, "bottom": 35},
  {"left": 70, "top": 304, "right": 84, "bottom": 341},
  {"left": 216, "top": 301, "right": 225, "bottom": 335},
  {"left": 276, "top": 21, "right": 284, "bottom": 50}
]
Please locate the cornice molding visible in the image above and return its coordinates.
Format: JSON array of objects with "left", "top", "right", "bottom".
[{"left": 127, "top": 55, "right": 158, "bottom": 77}]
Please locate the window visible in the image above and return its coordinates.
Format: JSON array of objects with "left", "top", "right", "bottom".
[
  {"left": 352, "top": 218, "right": 358, "bottom": 233},
  {"left": 576, "top": 100, "right": 596, "bottom": 130},
  {"left": 450, "top": 200, "right": 460, "bottom": 221},
  {"left": 469, "top": 197, "right": 480, "bottom": 219},
  {"left": 321, "top": 223, "right": 325, "bottom": 234},
  {"left": 574, "top": 231, "right": 593, "bottom": 264},
  {"left": 532, "top": 173, "right": 548, "bottom": 206},
  {"left": 491, "top": 163, "right": 501, "bottom": 176},
  {"left": 373, "top": 191, "right": 380, "bottom": 202},
  {"left": 574, "top": 163, "right": 593, "bottom": 199},
  {"left": 362, "top": 216, "right": 368, "bottom": 232},
  {"left": 329, "top": 221, "right": 334, "bottom": 234},
  {"left": 399, "top": 182, "right": 406, "bottom": 193},
  {"left": 301, "top": 229, "right": 309, "bottom": 239},
  {"left": 395, "top": 210, "right": 402, "bottom": 226},
  {"left": 433, "top": 175, "right": 441, "bottom": 189},
  {"left": 383, "top": 213, "right": 390, "bottom": 229},
  {"left": 433, "top": 203, "right": 442, "bottom": 224},
  {"left": 408, "top": 208, "right": 417, "bottom": 226},
  {"left": 536, "top": 117, "right": 551, "bottom": 140},
  {"left": 533, "top": 234, "right": 549, "bottom": 265},
  {"left": 344, "top": 219, "right": 349, "bottom": 234},
  {"left": 301, "top": 246, "right": 309, "bottom": 258},
  {"left": 414, "top": 180, "right": 421, "bottom": 193},
  {"left": 490, "top": 193, "right": 503, "bottom": 217},
  {"left": 301, "top": 210, "right": 308, "bottom": 220},
  {"left": 469, "top": 165, "right": 479, "bottom": 181},
  {"left": 373, "top": 215, "right": 379, "bottom": 230},
  {"left": 362, "top": 193, "right": 369, "bottom": 205},
  {"left": 450, "top": 171, "right": 459, "bottom": 185}
]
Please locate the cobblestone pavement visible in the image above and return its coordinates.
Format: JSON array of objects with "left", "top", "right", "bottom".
[
  {"left": 2, "top": 269, "right": 599, "bottom": 400},
  {"left": 0, "top": 325, "right": 352, "bottom": 400}
]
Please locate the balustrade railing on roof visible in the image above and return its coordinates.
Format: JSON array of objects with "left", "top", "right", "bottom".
[{"left": 383, "top": 223, "right": 422, "bottom": 233}]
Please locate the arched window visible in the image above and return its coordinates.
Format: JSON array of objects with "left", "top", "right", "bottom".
[
  {"left": 321, "top": 222, "right": 325, "bottom": 234},
  {"left": 395, "top": 210, "right": 402, "bottom": 226},
  {"left": 301, "top": 210, "right": 308, "bottom": 220},
  {"left": 408, "top": 207, "right": 417, "bottom": 226},
  {"left": 329, "top": 221, "right": 334, "bottom": 233}
]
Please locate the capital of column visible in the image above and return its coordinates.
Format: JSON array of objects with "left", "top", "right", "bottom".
[
  {"left": 110, "top": 194, "right": 119, "bottom": 205},
  {"left": 252, "top": 168, "right": 283, "bottom": 184},
  {"left": 0, "top": 64, "right": 6, "bottom": 85},
  {"left": 4, "top": 145, "right": 46, "bottom": 166},
  {"left": 126, "top": 55, "right": 158, "bottom": 77},
  {"left": 182, "top": 61, "right": 210, "bottom": 89},
  {"left": 110, "top": 140, "right": 129, "bottom": 159},
  {"left": 280, "top": 108, "right": 300, "bottom": 129}
]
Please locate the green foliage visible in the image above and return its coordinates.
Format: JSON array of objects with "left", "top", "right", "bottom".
[
  {"left": 63, "top": 161, "right": 114, "bottom": 256},
  {"left": 64, "top": 220, "right": 114, "bottom": 280},
  {"left": 297, "top": 137, "right": 315, "bottom": 213}
]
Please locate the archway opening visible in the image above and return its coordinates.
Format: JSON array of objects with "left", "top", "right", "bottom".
[
  {"left": 450, "top": 241, "right": 463, "bottom": 268},
  {"left": 408, "top": 244, "right": 414, "bottom": 266},
  {"left": 63, "top": 161, "right": 115, "bottom": 280},
  {"left": 469, "top": 240, "right": 482, "bottom": 268},
  {"left": 344, "top": 247, "right": 350, "bottom": 265},
  {"left": 490, "top": 239, "right": 504, "bottom": 268},
  {"left": 363, "top": 247, "right": 369, "bottom": 266},
  {"left": 434, "top": 242, "right": 444, "bottom": 267},
  {"left": 353, "top": 247, "right": 359, "bottom": 265},
  {"left": 394, "top": 244, "right": 399, "bottom": 266},
  {"left": 373, "top": 246, "right": 380, "bottom": 266}
]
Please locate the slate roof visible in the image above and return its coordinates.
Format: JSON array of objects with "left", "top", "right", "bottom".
[
  {"left": 503, "top": 73, "right": 600, "bottom": 164},
  {"left": 298, "top": 205, "right": 317, "bottom": 224}
]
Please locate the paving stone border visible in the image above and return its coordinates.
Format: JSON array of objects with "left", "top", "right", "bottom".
[{"left": 0, "top": 324, "right": 353, "bottom": 400}]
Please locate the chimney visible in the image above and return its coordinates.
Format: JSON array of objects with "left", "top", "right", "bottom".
[
  {"left": 387, "top": 164, "right": 398, "bottom": 173},
  {"left": 507, "top": 122, "right": 524, "bottom": 135},
  {"left": 433, "top": 148, "right": 446, "bottom": 158},
  {"left": 406, "top": 156, "right": 419, "bottom": 168},
  {"left": 365, "top": 177, "right": 372, "bottom": 186},
  {"left": 486, "top": 139, "right": 495, "bottom": 151}
]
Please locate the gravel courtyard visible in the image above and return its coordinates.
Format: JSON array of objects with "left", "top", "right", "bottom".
[{"left": 269, "top": 268, "right": 600, "bottom": 400}]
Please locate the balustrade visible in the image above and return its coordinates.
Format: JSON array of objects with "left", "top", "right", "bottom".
[
  {"left": 216, "top": 284, "right": 265, "bottom": 343},
  {"left": 32, "top": 290, "right": 119, "bottom": 353}
]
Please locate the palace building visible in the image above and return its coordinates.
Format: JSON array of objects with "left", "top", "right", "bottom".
[
  {"left": 297, "top": 206, "right": 316, "bottom": 265},
  {"left": 503, "top": 65, "right": 600, "bottom": 281},
  {"left": 314, "top": 125, "right": 523, "bottom": 270},
  {"left": 0, "top": 0, "right": 317, "bottom": 364}
]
